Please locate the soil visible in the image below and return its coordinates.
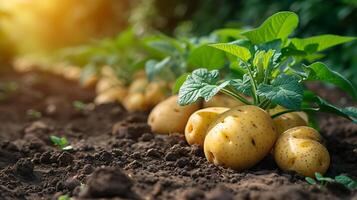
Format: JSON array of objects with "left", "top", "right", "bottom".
[{"left": 0, "top": 69, "right": 356, "bottom": 200}]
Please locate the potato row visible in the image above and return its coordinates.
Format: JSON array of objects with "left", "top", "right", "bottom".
[
  {"left": 13, "top": 61, "right": 330, "bottom": 177},
  {"left": 148, "top": 96, "right": 330, "bottom": 178}
]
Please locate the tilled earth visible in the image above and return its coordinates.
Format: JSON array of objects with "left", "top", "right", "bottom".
[{"left": 0, "top": 69, "right": 356, "bottom": 200}]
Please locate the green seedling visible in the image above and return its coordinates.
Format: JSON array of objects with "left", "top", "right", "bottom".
[
  {"left": 177, "top": 11, "right": 356, "bottom": 123},
  {"left": 26, "top": 109, "right": 42, "bottom": 119},
  {"left": 58, "top": 195, "right": 71, "bottom": 200},
  {"left": 50, "top": 135, "right": 73, "bottom": 151},
  {"left": 306, "top": 172, "right": 357, "bottom": 190},
  {"left": 72, "top": 100, "right": 87, "bottom": 111}
]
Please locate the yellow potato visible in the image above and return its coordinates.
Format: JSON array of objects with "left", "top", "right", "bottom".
[
  {"left": 144, "top": 81, "right": 169, "bottom": 108},
  {"left": 96, "top": 77, "right": 123, "bottom": 94},
  {"left": 204, "top": 106, "right": 277, "bottom": 170},
  {"left": 62, "top": 66, "right": 81, "bottom": 81},
  {"left": 94, "top": 86, "right": 127, "bottom": 104},
  {"left": 203, "top": 94, "right": 245, "bottom": 108},
  {"left": 81, "top": 75, "right": 98, "bottom": 89},
  {"left": 128, "top": 78, "right": 148, "bottom": 94},
  {"left": 122, "top": 93, "right": 148, "bottom": 112},
  {"left": 274, "top": 126, "right": 330, "bottom": 177},
  {"left": 185, "top": 107, "right": 229, "bottom": 147},
  {"left": 148, "top": 95, "right": 200, "bottom": 134},
  {"left": 269, "top": 106, "right": 308, "bottom": 135}
]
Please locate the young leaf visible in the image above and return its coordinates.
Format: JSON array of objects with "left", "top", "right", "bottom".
[
  {"left": 242, "top": 11, "right": 299, "bottom": 44},
  {"left": 335, "top": 175, "right": 357, "bottom": 190},
  {"left": 253, "top": 50, "right": 275, "bottom": 70},
  {"left": 305, "top": 177, "right": 317, "bottom": 185},
  {"left": 209, "top": 43, "right": 251, "bottom": 62},
  {"left": 304, "top": 62, "right": 357, "bottom": 99},
  {"left": 257, "top": 74, "right": 303, "bottom": 109},
  {"left": 178, "top": 69, "right": 229, "bottom": 105},
  {"left": 291, "top": 35, "right": 356, "bottom": 52},
  {"left": 188, "top": 45, "right": 225, "bottom": 70}
]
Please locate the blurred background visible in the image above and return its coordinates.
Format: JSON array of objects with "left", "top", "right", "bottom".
[{"left": 0, "top": 0, "right": 356, "bottom": 83}]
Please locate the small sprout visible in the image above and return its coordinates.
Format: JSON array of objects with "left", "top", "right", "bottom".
[
  {"left": 26, "top": 109, "right": 42, "bottom": 119},
  {"left": 50, "top": 135, "right": 73, "bottom": 151},
  {"left": 335, "top": 175, "right": 357, "bottom": 190},
  {"left": 305, "top": 177, "right": 317, "bottom": 185},
  {"left": 306, "top": 172, "right": 357, "bottom": 189},
  {"left": 72, "top": 100, "right": 87, "bottom": 111},
  {"left": 58, "top": 195, "right": 71, "bottom": 200}
]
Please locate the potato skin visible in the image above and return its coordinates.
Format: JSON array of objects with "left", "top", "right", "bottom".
[
  {"left": 123, "top": 93, "right": 148, "bottom": 112},
  {"left": 148, "top": 95, "right": 200, "bottom": 134},
  {"left": 94, "top": 86, "right": 127, "bottom": 104},
  {"left": 185, "top": 107, "right": 229, "bottom": 147},
  {"left": 145, "top": 81, "right": 169, "bottom": 108},
  {"left": 203, "top": 94, "right": 245, "bottom": 108},
  {"left": 269, "top": 106, "right": 308, "bottom": 135},
  {"left": 274, "top": 126, "right": 330, "bottom": 177},
  {"left": 204, "top": 105, "right": 278, "bottom": 170}
]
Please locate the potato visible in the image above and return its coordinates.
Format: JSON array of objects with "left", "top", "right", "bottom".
[
  {"left": 81, "top": 75, "right": 98, "bottom": 89},
  {"left": 148, "top": 95, "right": 200, "bottom": 134},
  {"left": 185, "top": 107, "right": 229, "bottom": 147},
  {"left": 96, "top": 77, "right": 123, "bottom": 94},
  {"left": 274, "top": 126, "right": 330, "bottom": 177},
  {"left": 203, "top": 94, "right": 245, "bottom": 108},
  {"left": 62, "top": 66, "right": 81, "bottom": 81},
  {"left": 128, "top": 78, "right": 148, "bottom": 94},
  {"left": 269, "top": 106, "right": 308, "bottom": 135},
  {"left": 144, "top": 81, "right": 169, "bottom": 108},
  {"left": 204, "top": 106, "right": 277, "bottom": 170},
  {"left": 122, "top": 93, "right": 148, "bottom": 112},
  {"left": 94, "top": 86, "right": 127, "bottom": 104}
]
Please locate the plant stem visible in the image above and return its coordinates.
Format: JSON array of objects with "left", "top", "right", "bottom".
[
  {"left": 244, "top": 62, "right": 260, "bottom": 104},
  {"left": 221, "top": 88, "right": 252, "bottom": 105},
  {"left": 271, "top": 108, "right": 320, "bottom": 118},
  {"left": 258, "top": 99, "right": 271, "bottom": 110}
]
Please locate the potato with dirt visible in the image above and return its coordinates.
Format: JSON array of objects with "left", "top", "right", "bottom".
[
  {"left": 204, "top": 105, "right": 278, "bottom": 170},
  {"left": 269, "top": 106, "right": 308, "bottom": 135},
  {"left": 148, "top": 95, "right": 200, "bottom": 134},
  {"left": 185, "top": 107, "right": 229, "bottom": 147},
  {"left": 203, "top": 94, "right": 245, "bottom": 108},
  {"left": 274, "top": 126, "right": 330, "bottom": 177}
]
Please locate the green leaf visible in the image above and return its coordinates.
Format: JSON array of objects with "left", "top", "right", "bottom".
[
  {"left": 257, "top": 74, "right": 304, "bottom": 109},
  {"left": 242, "top": 11, "right": 299, "bottom": 44},
  {"left": 305, "top": 177, "right": 317, "bottom": 185},
  {"left": 172, "top": 73, "right": 189, "bottom": 94},
  {"left": 230, "top": 75, "right": 252, "bottom": 96},
  {"left": 209, "top": 43, "right": 251, "bottom": 62},
  {"left": 145, "top": 57, "right": 181, "bottom": 82},
  {"left": 335, "top": 175, "right": 357, "bottom": 190},
  {"left": 50, "top": 135, "right": 71, "bottom": 150},
  {"left": 188, "top": 45, "right": 225, "bottom": 70},
  {"left": 178, "top": 69, "right": 229, "bottom": 105},
  {"left": 315, "top": 172, "right": 324, "bottom": 180},
  {"left": 291, "top": 35, "right": 356, "bottom": 52},
  {"left": 306, "top": 95, "right": 357, "bottom": 123},
  {"left": 304, "top": 62, "right": 357, "bottom": 99},
  {"left": 253, "top": 50, "right": 275, "bottom": 69}
]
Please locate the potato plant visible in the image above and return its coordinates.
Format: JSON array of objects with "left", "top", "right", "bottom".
[{"left": 176, "top": 11, "right": 356, "bottom": 175}]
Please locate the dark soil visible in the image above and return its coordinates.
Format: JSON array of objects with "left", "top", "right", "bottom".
[{"left": 0, "top": 69, "right": 356, "bottom": 200}]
